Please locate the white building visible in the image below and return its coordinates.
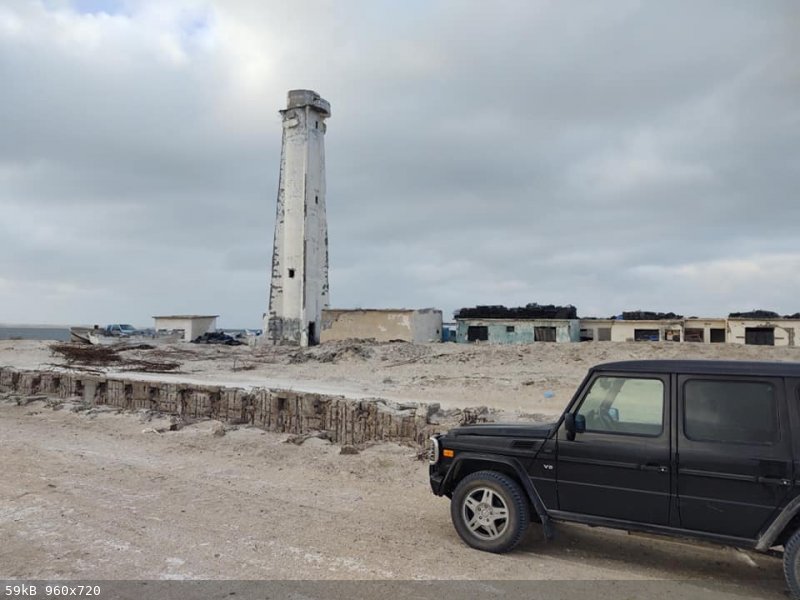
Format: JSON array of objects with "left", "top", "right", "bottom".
[
  {"left": 608, "top": 318, "right": 685, "bottom": 342},
  {"left": 152, "top": 315, "right": 218, "bottom": 342},
  {"left": 683, "top": 318, "right": 728, "bottom": 343},
  {"left": 728, "top": 318, "right": 800, "bottom": 346},
  {"left": 264, "top": 90, "right": 331, "bottom": 346},
  {"left": 579, "top": 319, "right": 615, "bottom": 342}
]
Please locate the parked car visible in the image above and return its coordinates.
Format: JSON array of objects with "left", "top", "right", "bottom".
[
  {"left": 104, "top": 324, "right": 139, "bottom": 337},
  {"left": 429, "top": 359, "right": 800, "bottom": 596}
]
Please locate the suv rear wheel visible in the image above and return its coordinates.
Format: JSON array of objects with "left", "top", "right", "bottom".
[
  {"left": 784, "top": 527, "right": 800, "bottom": 597},
  {"left": 450, "top": 470, "right": 530, "bottom": 553}
]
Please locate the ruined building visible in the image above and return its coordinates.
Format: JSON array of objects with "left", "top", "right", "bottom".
[{"left": 264, "top": 90, "right": 331, "bottom": 346}]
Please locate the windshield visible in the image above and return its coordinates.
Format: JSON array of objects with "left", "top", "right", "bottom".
[{"left": 119, "top": 324, "right": 135, "bottom": 331}]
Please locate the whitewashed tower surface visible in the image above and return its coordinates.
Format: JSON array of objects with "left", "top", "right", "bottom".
[{"left": 264, "top": 90, "right": 330, "bottom": 346}]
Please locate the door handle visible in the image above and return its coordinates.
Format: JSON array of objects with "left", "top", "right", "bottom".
[
  {"left": 641, "top": 464, "right": 669, "bottom": 474},
  {"left": 757, "top": 476, "right": 792, "bottom": 487}
]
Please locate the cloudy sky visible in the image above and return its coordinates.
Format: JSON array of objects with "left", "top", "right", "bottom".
[{"left": 1, "top": 0, "right": 798, "bottom": 327}]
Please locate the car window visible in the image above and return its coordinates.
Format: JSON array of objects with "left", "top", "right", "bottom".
[
  {"left": 684, "top": 380, "right": 777, "bottom": 445},
  {"left": 577, "top": 376, "right": 664, "bottom": 436}
]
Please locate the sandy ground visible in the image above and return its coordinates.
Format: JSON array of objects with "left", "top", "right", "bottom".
[
  {"left": 0, "top": 399, "right": 786, "bottom": 596},
  {"left": 1, "top": 340, "right": 799, "bottom": 596}
]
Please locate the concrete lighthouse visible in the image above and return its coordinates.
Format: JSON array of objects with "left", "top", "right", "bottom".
[{"left": 264, "top": 90, "right": 331, "bottom": 346}]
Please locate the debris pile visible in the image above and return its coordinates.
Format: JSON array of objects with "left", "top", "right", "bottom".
[
  {"left": 455, "top": 303, "right": 578, "bottom": 320},
  {"left": 50, "top": 343, "right": 121, "bottom": 365},
  {"left": 459, "top": 406, "right": 492, "bottom": 425},
  {"left": 619, "top": 311, "right": 683, "bottom": 320},
  {"left": 728, "top": 310, "right": 800, "bottom": 319},
  {"left": 49, "top": 343, "right": 180, "bottom": 373},
  {"left": 119, "top": 359, "right": 181, "bottom": 373},
  {"left": 192, "top": 332, "right": 244, "bottom": 346},
  {"left": 288, "top": 340, "right": 375, "bottom": 364}
]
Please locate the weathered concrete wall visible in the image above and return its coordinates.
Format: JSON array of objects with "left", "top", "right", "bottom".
[
  {"left": 0, "top": 367, "right": 436, "bottom": 446},
  {"left": 728, "top": 319, "right": 797, "bottom": 346},
  {"left": 456, "top": 319, "right": 579, "bottom": 344},
  {"left": 265, "top": 90, "right": 331, "bottom": 347},
  {"left": 321, "top": 309, "right": 442, "bottom": 343},
  {"left": 609, "top": 320, "right": 685, "bottom": 343},
  {"left": 683, "top": 318, "right": 727, "bottom": 343},
  {"left": 579, "top": 320, "right": 615, "bottom": 342},
  {"left": 411, "top": 309, "right": 444, "bottom": 343}
]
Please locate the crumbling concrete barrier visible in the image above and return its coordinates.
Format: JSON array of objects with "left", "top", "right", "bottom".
[{"left": 0, "top": 367, "right": 437, "bottom": 446}]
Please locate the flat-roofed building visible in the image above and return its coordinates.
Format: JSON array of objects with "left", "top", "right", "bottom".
[
  {"left": 728, "top": 317, "right": 799, "bottom": 346},
  {"left": 153, "top": 315, "right": 218, "bottom": 342},
  {"left": 456, "top": 317, "right": 580, "bottom": 343},
  {"left": 606, "top": 312, "right": 685, "bottom": 343}
]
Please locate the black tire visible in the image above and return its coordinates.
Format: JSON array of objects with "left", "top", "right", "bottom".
[
  {"left": 784, "top": 528, "right": 800, "bottom": 598},
  {"left": 450, "top": 470, "right": 530, "bottom": 553}
]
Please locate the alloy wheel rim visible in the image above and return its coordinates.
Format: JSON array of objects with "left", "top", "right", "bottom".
[{"left": 462, "top": 486, "right": 509, "bottom": 541}]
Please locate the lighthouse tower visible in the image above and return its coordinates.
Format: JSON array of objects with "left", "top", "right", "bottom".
[{"left": 264, "top": 90, "right": 331, "bottom": 346}]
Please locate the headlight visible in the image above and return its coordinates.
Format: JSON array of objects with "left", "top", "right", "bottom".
[{"left": 428, "top": 435, "right": 440, "bottom": 465}]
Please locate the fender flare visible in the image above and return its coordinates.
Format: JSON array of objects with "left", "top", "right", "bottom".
[
  {"left": 440, "top": 452, "right": 554, "bottom": 540},
  {"left": 756, "top": 494, "right": 800, "bottom": 551}
]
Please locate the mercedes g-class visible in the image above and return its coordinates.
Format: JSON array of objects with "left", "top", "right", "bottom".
[{"left": 429, "top": 360, "right": 800, "bottom": 596}]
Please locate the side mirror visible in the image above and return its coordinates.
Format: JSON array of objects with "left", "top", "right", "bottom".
[
  {"left": 564, "top": 413, "right": 574, "bottom": 438},
  {"left": 575, "top": 413, "right": 586, "bottom": 433},
  {"left": 565, "top": 413, "right": 586, "bottom": 441}
]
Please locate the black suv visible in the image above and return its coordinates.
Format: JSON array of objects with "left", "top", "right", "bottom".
[{"left": 429, "top": 360, "right": 800, "bottom": 595}]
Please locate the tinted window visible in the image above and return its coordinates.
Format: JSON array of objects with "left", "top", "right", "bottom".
[
  {"left": 578, "top": 377, "right": 664, "bottom": 436},
  {"left": 684, "top": 380, "right": 777, "bottom": 444}
]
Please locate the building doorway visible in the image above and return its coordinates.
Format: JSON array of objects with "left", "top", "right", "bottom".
[
  {"left": 745, "top": 327, "right": 774, "bottom": 346},
  {"left": 534, "top": 326, "right": 557, "bottom": 342},
  {"left": 467, "top": 326, "right": 488, "bottom": 342},
  {"left": 308, "top": 321, "right": 317, "bottom": 346}
]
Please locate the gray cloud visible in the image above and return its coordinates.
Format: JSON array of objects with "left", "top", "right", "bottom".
[{"left": 0, "top": 0, "right": 798, "bottom": 327}]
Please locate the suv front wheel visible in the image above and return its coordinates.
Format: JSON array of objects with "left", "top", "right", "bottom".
[{"left": 450, "top": 470, "right": 530, "bottom": 553}]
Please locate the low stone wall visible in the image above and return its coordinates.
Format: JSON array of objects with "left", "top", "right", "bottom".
[{"left": 0, "top": 367, "right": 436, "bottom": 446}]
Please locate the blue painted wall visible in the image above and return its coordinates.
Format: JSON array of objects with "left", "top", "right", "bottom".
[{"left": 455, "top": 319, "right": 580, "bottom": 344}]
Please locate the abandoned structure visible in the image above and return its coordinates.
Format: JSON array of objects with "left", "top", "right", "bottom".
[
  {"left": 454, "top": 305, "right": 800, "bottom": 347},
  {"left": 264, "top": 90, "right": 331, "bottom": 346},
  {"left": 608, "top": 318, "right": 685, "bottom": 342},
  {"left": 454, "top": 304, "right": 580, "bottom": 344},
  {"left": 727, "top": 315, "right": 799, "bottom": 346},
  {"left": 320, "top": 309, "right": 443, "bottom": 344},
  {"left": 580, "top": 319, "right": 615, "bottom": 342},
  {"left": 603, "top": 311, "right": 800, "bottom": 346},
  {"left": 153, "top": 315, "right": 218, "bottom": 343},
  {"left": 683, "top": 318, "right": 728, "bottom": 343}
]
